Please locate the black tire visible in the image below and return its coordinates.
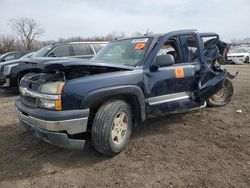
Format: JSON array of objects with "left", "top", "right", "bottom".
[
  {"left": 91, "top": 100, "right": 132, "bottom": 156},
  {"left": 244, "top": 56, "right": 249, "bottom": 64},
  {"left": 206, "top": 78, "right": 233, "bottom": 107}
]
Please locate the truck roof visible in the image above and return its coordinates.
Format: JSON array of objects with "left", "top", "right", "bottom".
[{"left": 115, "top": 30, "right": 219, "bottom": 42}]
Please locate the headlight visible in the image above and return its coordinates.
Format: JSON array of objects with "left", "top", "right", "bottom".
[
  {"left": 39, "top": 98, "right": 62, "bottom": 110},
  {"left": 38, "top": 81, "right": 64, "bottom": 110},
  {"left": 3, "top": 63, "right": 19, "bottom": 75},
  {"left": 40, "top": 81, "right": 64, "bottom": 94}
]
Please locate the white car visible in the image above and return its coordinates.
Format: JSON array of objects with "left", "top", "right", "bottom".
[{"left": 227, "top": 47, "right": 250, "bottom": 64}]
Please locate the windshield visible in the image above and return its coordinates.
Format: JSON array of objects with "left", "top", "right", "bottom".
[
  {"left": 230, "top": 48, "right": 249, "bottom": 53},
  {"left": 32, "top": 45, "right": 53, "bottom": 57},
  {"left": 93, "top": 38, "right": 152, "bottom": 66}
]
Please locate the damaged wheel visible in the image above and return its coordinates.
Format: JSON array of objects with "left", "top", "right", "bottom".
[
  {"left": 91, "top": 100, "right": 132, "bottom": 156},
  {"left": 207, "top": 78, "right": 233, "bottom": 107}
]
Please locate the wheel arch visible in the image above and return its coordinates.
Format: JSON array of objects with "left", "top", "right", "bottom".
[
  {"left": 80, "top": 85, "right": 146, "bottom": 127},
  {"left": 17, "top": 68, "right": 42, "bottom": 83}
]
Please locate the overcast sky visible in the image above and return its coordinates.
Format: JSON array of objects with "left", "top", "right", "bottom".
[{"left": 0, "top": 0, "right": 249, "bottom": 41}]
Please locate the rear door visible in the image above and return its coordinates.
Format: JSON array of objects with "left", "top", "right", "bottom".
[{"left": 188, "top": 34, "right": 227, "bottom": 101}]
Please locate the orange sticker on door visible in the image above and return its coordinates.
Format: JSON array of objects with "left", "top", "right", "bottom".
[{"left": 175, "top": 67, "right": 184, "bottom": 78}]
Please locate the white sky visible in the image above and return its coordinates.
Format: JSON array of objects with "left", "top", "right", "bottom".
[{"left": 0, "top": 0, "right": 249, "bottom": 41}]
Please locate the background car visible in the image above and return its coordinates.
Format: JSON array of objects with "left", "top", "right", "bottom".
[
  {"left": 30, "top": 41, "right": 108, "bottom": 59},
  {"left": 227, "top": 47, "right": 250, "bottom": 64},
  {"left": 0, "top": 41, "right": 108, "bottom": 90},
  {"left": 0, "top": 51, "right": 31, "bottom": 63}
]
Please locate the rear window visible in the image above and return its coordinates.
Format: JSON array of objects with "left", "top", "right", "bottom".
[
  {"left": 72, "top": 44, "right": 94, "bottom": 56},
  {"left": 179, "top": 35, "right": 199, "bottom": 62}
]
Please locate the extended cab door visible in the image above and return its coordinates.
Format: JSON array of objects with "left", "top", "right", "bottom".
[
  {"left": 144, "top": 35, "right": 202, "bottom": 116},
  {"left": 186, "top": 34, "right": 227, "bottom": 101}
]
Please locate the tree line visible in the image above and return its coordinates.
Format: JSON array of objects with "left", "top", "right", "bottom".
[
  {"left": 3, "top": 17, "right": 248, "bottom": 55},
  {"left": 0, "top": 17, "right": 145, "bottom": 54}
]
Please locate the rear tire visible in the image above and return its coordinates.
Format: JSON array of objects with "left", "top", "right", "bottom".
[
  {"left": 244, "top": 56, "right": 249, "bottom": 64},
  {"left": 91, "top": 100, "right": 132, "bottom": 156},
  {"left": 206, "top": 78, "right": 233, "bottom": 107}
]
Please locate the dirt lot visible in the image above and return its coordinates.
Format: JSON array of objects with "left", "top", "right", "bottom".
[{"left": 0, "top": 65, "right": 249, "bottom": 188}]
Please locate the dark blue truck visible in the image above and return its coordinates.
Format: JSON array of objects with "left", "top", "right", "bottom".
[{"left": 16, "top": 30, "right": 234, "bottom": 156}]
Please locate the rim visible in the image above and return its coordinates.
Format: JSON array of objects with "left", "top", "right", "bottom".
[
  {"left": 111, "top": 111, "right": 128, "bottom": 145},
  {"left": 211, "top": 85, "right": 227, "bottom": 102}
]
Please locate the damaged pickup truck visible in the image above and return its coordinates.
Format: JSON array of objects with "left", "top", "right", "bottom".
[{"left": 16, "top": 30, "right": 234, "bottom": 156}]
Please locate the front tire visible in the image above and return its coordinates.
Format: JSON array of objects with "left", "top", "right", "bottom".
[
  {"left": 92, "top": 100, "right": 132, "bottom": 156},
  {"left": 206, "top": 78, "right": 233, "bottom": 107},
  {"left": 244, "top": 56, "right": 249, "bottom": 64}
]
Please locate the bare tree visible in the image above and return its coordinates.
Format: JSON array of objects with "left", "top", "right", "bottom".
[
  {"left": 0, "top": 35, "right": 16, "bottom": 54},
  {"left": 10, "top": 18, "right": 45, "bottom": 50}
]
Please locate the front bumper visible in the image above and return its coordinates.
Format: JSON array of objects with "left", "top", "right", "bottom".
[
  {"left": 0, "top": 74, "right": 8, "bottom": 86},
  {"left": 0, "top": 74, "right": 17, "bottom": 90},
  {"left": 227, "top": 57, "right": 245, "bottom": 64},
  {"left": 16, "top": 98, "right": 89, "bottom": 150}
]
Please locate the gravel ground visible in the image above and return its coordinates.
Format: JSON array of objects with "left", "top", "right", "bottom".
[{"left": 0, "top": 64, "right": 249, "bottom": 188}]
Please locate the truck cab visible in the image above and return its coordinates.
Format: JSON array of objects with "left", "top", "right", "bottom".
[{"left": 16, "top": 30, "right": 233, "bottom": 156}]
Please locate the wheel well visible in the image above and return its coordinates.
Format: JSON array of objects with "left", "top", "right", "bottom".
[
  {"left": 17, "top": 70, "right": 41, "bottom": 84},
  {"left": 87, "top": 95, "right": 143, "bottom": 131}
]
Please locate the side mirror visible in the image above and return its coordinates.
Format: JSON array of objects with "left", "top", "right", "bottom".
[
  {"left": 48, "top": 52, "right": 56, "bottom": 57},
  {"left": 156, "top": 54, "right": 175, "bottom": 67}
]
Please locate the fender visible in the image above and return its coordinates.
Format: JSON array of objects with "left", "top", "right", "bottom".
[{"left": 80, "top": 85, "right": 146, "bottom": 122}]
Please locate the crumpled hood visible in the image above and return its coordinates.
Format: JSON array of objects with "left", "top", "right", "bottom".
[
  {"left": 42, "top": 58, "right": 134, "bottom": 72},
  {"left": 0, "top": 57, "right": 68, "bottom": 68}
]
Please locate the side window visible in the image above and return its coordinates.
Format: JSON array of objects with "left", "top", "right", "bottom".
[
  {"left": 4, "top": 54, "right": 16, "bottom": 61},
  {"left": 179, "top": 35, "right": 199, "bottom": 63},
  {"left": 16, "top": 52, "right": 24, "bottom": 59},
  {"left": 72, "top": 44, "right": 93, "bottom": 56},
  {"left": 157, "top": 38, "right": 181, "bottom": 64},
  {"left": 50, "top": 46, "right": 71, "bottom": 57}
]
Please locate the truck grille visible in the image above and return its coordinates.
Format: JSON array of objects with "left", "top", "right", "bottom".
[
  {"left": 20, "top": 95, "right": 38, "bottom": 108},
  {"left": 19, "top": 74, "right": 43, "bottom": 108}
]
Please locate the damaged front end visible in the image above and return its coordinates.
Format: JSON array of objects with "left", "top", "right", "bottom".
[
  {"left": 18, "top": 61, "right": 132, "bottom": 110},
  {"left": 16, "top": 60, "right": 134, "bottom": 149}
]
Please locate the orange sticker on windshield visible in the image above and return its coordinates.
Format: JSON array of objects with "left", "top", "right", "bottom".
[
  {"left": 175, "top": 68, "right": 184, "bottom": 78},
  {"left": 134, "top": 43, "right": 145, "bottom": 50}
]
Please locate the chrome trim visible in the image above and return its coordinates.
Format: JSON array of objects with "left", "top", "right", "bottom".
[
  {"left": 147, "top": 92, "right": 191, "bottom": 105},
  {"left": 19, "top": 87, "right": 61, "bottom": 100},
  {"left": 16, "top": 108, "right": 88, "bottom": 134}
]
